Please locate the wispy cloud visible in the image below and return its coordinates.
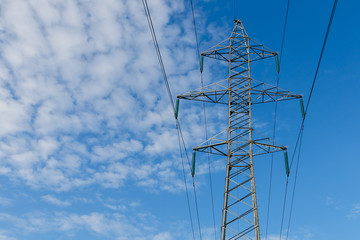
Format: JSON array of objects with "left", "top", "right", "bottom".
[
  {"left": 325, "top": 196, "right": 344, "bottom": 210},
  {"left": 0, "top": 0, "right": 230, "bottom": 239},
  {"left": 0, "top": 211, "right": 188, "bottom": 239},
  {"left": 263, "top": 235, "right": 293, "bottom": 240},
  {"left": 0, "top": 0, "right": 212, "bottom": 193},
  {"left": 153, "top": 232, "right": 174, "bottom": 240},
  {"left": 351, "top": 204, "right": 360, "bottom": 215},
  {"left": 348, "top": 203, "right": 360, "bottom": 219},
  {"left": 0, "top": 230, "right": 16, "bottom": 240},
  {"left": 0, "top": 196, "right": 12, "bottom": 207},
  {"left": 41, "top": 195, "right": 71, "bottom": 207}
]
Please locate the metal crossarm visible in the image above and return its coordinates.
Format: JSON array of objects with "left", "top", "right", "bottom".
[{"left": 177, "top": 79, "right": 301, "bottom": 105}]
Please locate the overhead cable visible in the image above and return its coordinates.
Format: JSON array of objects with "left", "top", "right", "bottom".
[
  {"left": 265, "top": 0, "right": 291, "bottom": 239},
  {"left": 289, "top": 0, "right": 339, "bottom": 171},
  {"left": 177, "top": 126, "right": 196, "bottom": 240},
  {"left": 280, "top": 0, "right": 339, "bottom": 239},
  {"left": 188, "top": 0, "right": 217, "bottom": 238},
  {"left": 142, "top": 0, "right": 204, "bottom": 239}
]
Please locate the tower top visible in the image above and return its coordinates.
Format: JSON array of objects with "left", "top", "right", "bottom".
[{"left": 234, "top": 19, "right": 242, "bottom": 24}]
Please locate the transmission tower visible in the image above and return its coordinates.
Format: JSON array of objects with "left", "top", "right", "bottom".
[{"left": 177, "top": 20, "right": 302, "bottom": 240}]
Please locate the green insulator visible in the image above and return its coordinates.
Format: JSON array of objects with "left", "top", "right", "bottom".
[
  {"left": 191, "top": 151, "right": 196, "bottom": 177},
  {"left": 284, "top": 151, "right": 290, "bottom": 177},
  {"left": 200, "top": 55, "right": 204, "bottom": 73},
  {"left": 175, "top": 99, "right": 180, "bottom": 119},
  {"left": 300, "top": 98, "right": 305, "bottom": 119},
  {"left": 275, "top": 55, "right": 280, "bottom": 74}
]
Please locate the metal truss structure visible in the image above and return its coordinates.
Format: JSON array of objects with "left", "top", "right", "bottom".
[{"left": 178, "top": 20, "right": 302, "bottom": 240}]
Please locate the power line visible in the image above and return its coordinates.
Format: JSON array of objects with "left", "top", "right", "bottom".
[
  {"left": 279, "top": 0, "right": 291, "bottom": 64},
  {"left": 189, "top": 0, "right": 201, "bottom": 60},
  {"left": 188, "top": 0, "right": 217, "bottom": 238},
  {"left": 304, "top": 0, "right": 339, "bottom": 116},
  {"left": 285, "top": 128, "right": 304, "bottom": 240},
  {"left": 178, "top": 120, "right": 203, "bottom": 239},
  {"left": 279, "top": 180, "right": 289, "bottom": 240},
  {"left": 177, "top": 124, "right": 196, "bottom": 240},
  {"left": 265, "top": 0, "right": 291, "bottom": 238},
  {"left": 289, "top": 0, "right": 339, "bottom": 171},
  {"left": 141, "top": 0, "right": 204, "bottom": 238},
  {"left": 142, "top": 0, "right": 175, "bottom": 112},
  {"left": 192, "top": 180, "right": 203, "bottom": 240},
  {"left": 279, "top": 0, "right": 339, "bottom": 239}
]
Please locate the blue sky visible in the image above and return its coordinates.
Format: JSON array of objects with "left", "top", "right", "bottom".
[{"left": 0, "top": 0, "right": 359, "bottom": 239}]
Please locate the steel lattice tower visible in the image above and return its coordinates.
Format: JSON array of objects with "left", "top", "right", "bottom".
[{"left": 178, "top": 20, "right": 302, "bottom": 239}]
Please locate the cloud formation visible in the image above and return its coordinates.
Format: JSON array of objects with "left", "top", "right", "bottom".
[
  {"left": 0, "top": 0, "right": 229, "bottom": 239},
  {"left": 0, "top": 0, "right": 211, "bottom": 193}
]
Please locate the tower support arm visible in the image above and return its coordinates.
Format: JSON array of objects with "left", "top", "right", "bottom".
[
  {"left": 201, "top": 38, "right": 278, "bottom": 63},
  {"left": 193, "top": 141, "right": 228, "bottom": 156},
  {"left": 177, "top": 78, "right": 302, "bottom": 105}
]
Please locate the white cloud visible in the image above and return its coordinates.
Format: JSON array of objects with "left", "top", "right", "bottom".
[
  {"left": 348, "top": 203, "right": 360, "bottom": 219},
  {"left": 263, "top": 235, "right": 288, "bottom": 240},
  {"left": 0, "top": 196, "right": 12, "bottom": 207},
  {"left": 352, "top": 204, "right": 360, "bottom": 215},
  {"left": 265, "top": 226, "right": 314, "bottom": 240},
  {"left": 0, "top": 211, "right": 181, "bottom": 239},
  {"left": 0, "top": 230, "right": 16, "bottom": 240},
  {"left": 91, "top": 139, "right": 143, "bottom": 162},
  {"left": 0, "top": 98, "right": 30, "bottom": 136},
  {"left": 145, "top": 129, "right": 179, "bottom": 154},
  {"left": 41, "top": 195, "right": 71, "bottom": 207},
  {"left": 153, "top": 232, "right": 173, "bottom": 240},
  {"left": 129, "top": 201, "right": 141, "bottom": 207},
  {"left": 0, "top": 0, "right": 210, "bottom": 193}
]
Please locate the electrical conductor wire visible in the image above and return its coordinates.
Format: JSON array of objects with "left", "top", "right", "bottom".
[
  {"left": 189, "top": 0, "right": 218, "bottom": 238},
  {"left": 265, "top": 0, "right": 291, "bottom": 239},
  {"left": 279, "top": 0, "right": 339, "bottom": 239},
  {"left": 177, "top": 123, "right": 196, "bottom": 240},
  {"left": 289, "top": 0, "right": 339, "bottom": 171},
  {"left": 285, "top": 127, "right": 303, "bottom": 240},
  {"left": 142, "top": 0, "right": 204, "bottom": 238}
]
